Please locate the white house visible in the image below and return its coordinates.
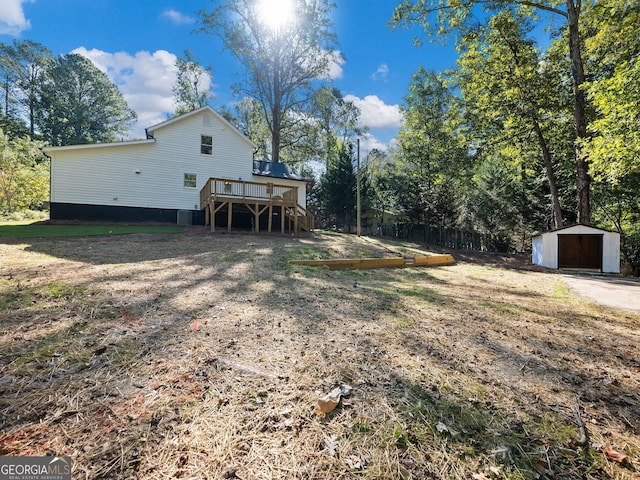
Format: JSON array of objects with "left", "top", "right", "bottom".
[
  {"left": 43, "top": 106, "right": 312, "bottom": 232},
  {"left": 532, "top": 224, "right": 620, "bottom": 273}
]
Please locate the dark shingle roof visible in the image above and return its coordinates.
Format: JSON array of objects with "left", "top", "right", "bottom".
[{"left": 253, "top": 160, "right": 309, "bottom": 181}]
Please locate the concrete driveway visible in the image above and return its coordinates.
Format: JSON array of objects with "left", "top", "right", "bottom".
[{"left": 560, "top": 274, "right": 640, "bottom": 314}]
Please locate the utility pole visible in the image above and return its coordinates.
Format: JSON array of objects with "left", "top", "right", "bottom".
[{"left": 356, "top": 138, "right": 361, "bottom": 237}]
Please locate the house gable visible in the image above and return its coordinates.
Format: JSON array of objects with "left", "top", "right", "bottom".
[{"left": 146, "top": 106, "right": 257, "bottom": 152}]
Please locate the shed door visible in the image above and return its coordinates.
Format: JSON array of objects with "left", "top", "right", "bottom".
[{"left": 557, "top": 234, "right": 603, "bottom": 270}]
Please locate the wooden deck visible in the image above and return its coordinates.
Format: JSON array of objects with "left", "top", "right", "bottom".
[{"left": 199, "top": 177, "right": 314, "bottom": 234}]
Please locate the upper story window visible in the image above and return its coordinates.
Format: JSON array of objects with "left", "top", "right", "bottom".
[{"left": 201, "top": 135, "right": 213, "bottom": 155}]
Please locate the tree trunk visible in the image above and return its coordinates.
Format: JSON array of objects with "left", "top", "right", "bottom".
[
  {"left": 532, "top": 119, "right": 563, "bottom": 229},
  {"left": 271, "top": 32, "right": 282, "bottom": 163},
  {"left": 566, "top": 0, "right": 590, "bottom": 225},
  {"left": 272, "top": 106, "right": 281, "bottom": 163}
]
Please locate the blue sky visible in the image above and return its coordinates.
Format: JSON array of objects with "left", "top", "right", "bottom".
[{"left": 0, "top": 0, "right": 458, "bottom": 154}]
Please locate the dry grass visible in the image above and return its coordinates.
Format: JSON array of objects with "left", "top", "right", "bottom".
[{"left": 1, "top": 229, "right": 639, "bottom": 479}]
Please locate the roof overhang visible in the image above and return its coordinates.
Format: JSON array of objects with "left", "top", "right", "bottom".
[
  {"left": 43, "top": 138, "right": 155, "bottom": 154},
  {"left": 532, "top": 224, "right": 619, "bottom": 238}
]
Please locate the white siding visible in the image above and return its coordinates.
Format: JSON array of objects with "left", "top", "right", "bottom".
[
  {"left": 249, "top": 176, "right": 307, "bottom": 208},
  {"left": 49, "top": 108, "right": 307, "bottom": 211},
  {"left": 602, "top": 231, "right": 620, "bottom": 273},
  {"left": 532, "top": 236, "right": 543, "bottom": 266},
  {"left": 543, "top": 232, "right": 558, "bottom": 269}
]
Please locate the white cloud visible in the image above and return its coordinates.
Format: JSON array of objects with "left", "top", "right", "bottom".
[
  {"left": 161, "top": 8, "right": 196, "bottom": 25},
  {"left": 326, "top": 50, "right": 345, "bottom": 80},
  {"left": 371, "top": 64, "right": 389, "bottom": 82},
  {"left": 73, "top": 47, "right": 213, "bottom": 138},
  {"left": 0, "top": 0, "right": 31, "bottom": 36},
  {"left": 345, "top": 94, "right": 403, "bottom": 130},
  {"left": 362, "top": 133, "right": 393, "bottom": 154}
]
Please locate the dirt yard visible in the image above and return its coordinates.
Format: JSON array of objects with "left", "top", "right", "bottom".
[{"left": 1, "top": 230, "right": 638, "bottom": 479}]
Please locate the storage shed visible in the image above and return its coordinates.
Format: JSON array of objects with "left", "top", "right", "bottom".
[{"left": 532, "top": 225, "right": 620, "bottom": 273}]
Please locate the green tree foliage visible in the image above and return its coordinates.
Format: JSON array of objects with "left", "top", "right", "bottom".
[
  {"left": 0, "top": 130, "right": 48, "bottom": 214},
  {"left": 582, "top": 0, "right": 640, "bottom": 273},
  {"left": 461, "top": 154, "right": 522, "bottom": 251},
  {"left": 198, "top": 0, "right": 337, "bottom": 162},
  {"left": 226, "top": 97, "right": 272, "bottom": 158},
  {"left": 591, "top": 173, "right": 640, "bottom": 275},
  {"left": 0, "top": 40, "right": 52, "bottom": 137},
  {"left": 365, "top": 149, "right": 394, "bottom": 220},
  {"left": 173, "top": 49, "right": 214, "bottom": 115},
  {"left": 0, "top": 43, "right": 19, "bottom": 119},
  {"left": 391, "top": 0, "right": 592, "bottom": 224},
  {"left": 383, "top": 68, "right": 467, "bottom": 233},
  {"left": 36, "top": 54, "right": 136, "bottom": 146},
  {"left": 307, "top": 86, "right": 363, "bottom": 166},
  {"left": 319, "top": 142, "right": 356, "bottom": 230},
  {"left": 583, "top": 0, "right": 640, "bottom": 185},
  {"left": 455, "top": 11, "right": 572, "bottom": 230}
]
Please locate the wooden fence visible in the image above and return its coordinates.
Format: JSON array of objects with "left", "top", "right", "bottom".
[{"left": 376, "top": 223, "right": 511, "bottom": 253}]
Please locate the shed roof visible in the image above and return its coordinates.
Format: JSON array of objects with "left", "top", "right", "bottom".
[{"left": 532, "top": 224, "right": 619, "bottom": 238}]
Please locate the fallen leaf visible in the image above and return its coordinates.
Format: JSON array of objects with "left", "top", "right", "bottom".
[
  {"left": 339, "top": 384, "right": 353, "bottom": 396},
  {"left": 345, "top": 455, "right": 370, "bottom": 470},
  {"left": 435, "top": 421, "right": 459, "bottom": 437},
  {"left": 399, "top": 457, "right": 415, "bottom": 468},
  {"left": 325, "top": 435, "right": 339, "bottom": 457},
  {"left": 491, "top": 445, "right": 512, "bottom": 461},
  {"left": 472, "top": 473, "right": 490, "bottom": 480},
  {"left": 192, "top": 319, "right": 201, "bottom": 331},
  {"left": 602, "top": 444, "right": 631, "bottom": 465},
  {"left": 489, "top": 466, "right": 501, "bottom": 476},
  {"left": 534, "top": 458, "right": 554, "bottom": 476},
  {"left": 436, "top": 421, "right": 449, "bottom": 433},
  {"left": 316, "top": 383, "right": 352, "bottom": 416},
  {"left": 317, "top": 387, "right": 342, "bottom": 415}
]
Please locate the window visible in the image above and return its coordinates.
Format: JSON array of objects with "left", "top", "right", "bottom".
[
  {"left": 201, "top": 135, "right": 212, "bottom": 155},
  {"left": 184, "top": 173, "right": 197, "bottom": 188}
]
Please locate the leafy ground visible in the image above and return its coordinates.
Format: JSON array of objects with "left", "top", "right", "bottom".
[{"left": 0, "top": 229, "right": 638, "bottom": 479}]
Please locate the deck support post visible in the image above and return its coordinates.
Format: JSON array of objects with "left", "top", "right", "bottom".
[
  {"left": 255, "top": 203, "right": 259, "bottom": 233},
  {"left": 281, "top": 205, "right": 285, "bottom": 234},
  {"left": 227, "top": 201, "right": 232, "bottom": 232},
  {"left": 268, "top": 204, "right": 273, "bottom": 233}
]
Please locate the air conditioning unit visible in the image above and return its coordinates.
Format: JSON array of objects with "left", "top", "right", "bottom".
[{"left": 177, "top": 210, "right": 192, "bottom": 226}]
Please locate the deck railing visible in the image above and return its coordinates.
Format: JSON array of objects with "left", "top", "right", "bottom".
[{"left": 200, "top": 177, "right": 298, "bottom": 209}]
